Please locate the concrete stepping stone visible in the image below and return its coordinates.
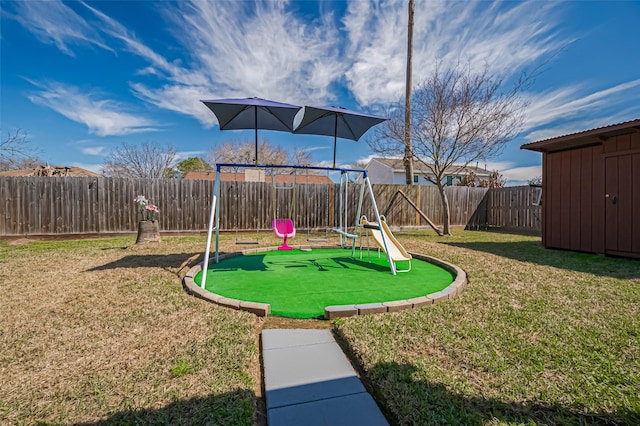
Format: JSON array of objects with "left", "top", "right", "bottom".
[{"left": 262, "top": 329, "right": 389, "bottom": 426}]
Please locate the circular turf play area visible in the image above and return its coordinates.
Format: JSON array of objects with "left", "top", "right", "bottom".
[{"left": 190, "top": 246, "right": 459, "bottom": 319}]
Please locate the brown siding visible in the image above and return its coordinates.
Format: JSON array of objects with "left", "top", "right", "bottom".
[
  {"left": 541, "top": 152, "right": 548, "bottom": 247},
  {"left": 603, "top": 134, "right": 640, "bottom": 258},
  {"left": 570, "top": 149, "right": 581, "bottom": 250},
  {"left": 579, "top": 147, "right": 593, "bottom": 252},
  {"left": 546, "top": 151, "right": 562, "bottom": 248},
  {"left": 605, "top": 156, "right": 618, "bottom": 251},
  {"left": 560, "top": 150, "right": 572, "bottom": 249},
  {"left": 544, "top": 144, "right": 605, "bottom": 254},
  {"left": 529, "top": 121, "right": 640, "bottom": 259},
  {"left": 617, "top": 154, "right": 633, "bottom": 253},
  {"left": 591, "top": 144, "right": 605, "bottom": 254},
  {"left": 633, "top": 153, "right": 640, "bottom": 254},
  {"left": 632, "top": 132, "right": 640, "bottom": 150}
]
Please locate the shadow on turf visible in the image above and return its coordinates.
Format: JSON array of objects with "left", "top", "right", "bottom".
[
  {"left": 71, "top": 389, "right": 258, "bottom": 426},
  {"left": 444, "top": 240, "right": 640, "bottom": 278},
  {"left": 86, "top": 252, "right": 202, "bottom": 273},
  {"left": 364, "top": 362, "right": 636, "bottom": 426}
]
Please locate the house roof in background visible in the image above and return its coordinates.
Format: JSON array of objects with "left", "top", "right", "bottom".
[
  {"left": 368, "top": 157, "right": 493, "bottom": 176},
  {"left": 521, "top": 119, "right": 640, "bottom": 153},
  {"left": 0, "top": 165, "right": 101, "bottom": 177},
  {"left": 184, "top": 171, "right": 332, "bottom": 184}
]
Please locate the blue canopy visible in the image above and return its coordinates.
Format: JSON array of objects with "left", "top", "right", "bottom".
[
  {"left": 294, "top": 105, "right": 387, "bottom": 168},
  {"left": 201, "top": 97, "right": 302, "bottom": 164}
]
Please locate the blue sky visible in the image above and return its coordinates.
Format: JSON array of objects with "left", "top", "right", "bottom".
[{"left": 1, "top": 0, "right": 639, "bottom": 185}]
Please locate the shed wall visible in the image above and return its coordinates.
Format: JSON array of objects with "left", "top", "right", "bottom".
[
  {"left": 542, "top": 131, "right": 640, "bottom": 258},
  {"left": 603, "top": 132, "right": 640, "bottom": 258}
]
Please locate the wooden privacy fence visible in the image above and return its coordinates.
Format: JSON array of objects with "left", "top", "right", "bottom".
[
  {"left": 0, "top": 177, "right": 541, "bottom": 236},
  {"left": 485, "top": 186, "right": 542, "bottom": 232}
]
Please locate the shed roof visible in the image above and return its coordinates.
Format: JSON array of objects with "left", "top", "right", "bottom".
[{"left": 521, "top": 119, "right": 640, "bottom": 153}]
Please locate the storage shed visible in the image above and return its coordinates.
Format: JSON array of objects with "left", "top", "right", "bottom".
[{"left": 521, "top": 119, "right": 640, "bottom": 259}]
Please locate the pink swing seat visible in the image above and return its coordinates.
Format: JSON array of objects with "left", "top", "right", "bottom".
[{"left": 272, "top": 218, "right": 296, "bottom": 250}]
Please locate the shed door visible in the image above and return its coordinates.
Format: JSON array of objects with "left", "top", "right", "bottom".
[{"left": 604, "top": 153, "right": 640, "bottom": 257}]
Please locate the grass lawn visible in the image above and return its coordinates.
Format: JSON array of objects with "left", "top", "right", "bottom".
[
  {"left": 0, "top": 235, "right": 261, "bottom": 426},
  {"left": 1, "top": 230, "right": 638, "bottom": 425},
  {"left": 335, "top": 230, "right": 640, "bottom": 425}
]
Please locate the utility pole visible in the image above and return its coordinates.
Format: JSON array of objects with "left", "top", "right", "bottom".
[{"left": 404, "top": 0, "right": 415, "bottom": 185}]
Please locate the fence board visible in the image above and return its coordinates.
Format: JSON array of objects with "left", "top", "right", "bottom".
[
  {"left": 486, "top": 186, "right": 542, "bottom": 231},
  {"left": 0, "top": 177, "right": 541, "bottom": 236}
]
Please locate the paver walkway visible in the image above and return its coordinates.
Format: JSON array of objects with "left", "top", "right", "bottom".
[{"left": 262, "top": 329, "right": 389, "bottom": 426}]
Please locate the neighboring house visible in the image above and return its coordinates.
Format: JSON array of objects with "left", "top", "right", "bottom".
[
  {"left": 0, "top": 165, "right": 101, "bottom": 177},
  {"left": 365, "top": 157, "right": 492, "bottom": 186},
  {"left": 521, "top": 118, "right": 640, "bottom": 259},
  {"left": 184, "top": 170, "right": 333, "bottom": 184}
]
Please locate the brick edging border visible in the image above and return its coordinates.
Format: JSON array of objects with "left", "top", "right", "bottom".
[{"left": 182, "top": 246, "right": 467, "bottom": 319}]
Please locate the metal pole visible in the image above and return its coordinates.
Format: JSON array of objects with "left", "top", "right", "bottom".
[
  {"left": 338, "top": 171, "right": 343, "bottom": 246},
  {"left": 344, "top": 171, "right": 349, "bottom": 237},
  {"left": 355, "top": 175, "right": 366, "bottom": 232},
  {"left": 353, "top": 173, "right": 366, "bottom": 257},
  {"left": 214, "top": 173, "right": 221, "bottom": 263},
  {"left": 254, "top": 108, "right": 259, "bottom": 165},
  {"left": 333, "top": 115, "right": 338, "bottom": 169},
  {"left": 365, "top": 176, "right": 395, "bottom": 275},
  {"left": 215, "top": 162, "right": 365, "bottom": 175},
  {"left": 202, "top": 168, "right": 222, "bottom": 288}
]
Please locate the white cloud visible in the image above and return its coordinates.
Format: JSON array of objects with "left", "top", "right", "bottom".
[
  {"left": 14, "top": 0, "right": 636, "bottom": 151},
  {"left": 81, "top": 2, "right": 195, "bottom": 84},
  {"left": 67, "top": 162, "right": 104, "bottom": 174},
  {"left": 483, "top": 161, "right": 514, "bottom": 172},
  {"left": 343, "top": 0, "right": 565, "bottom": 105},
  {"left": 81, "top": 146, "right": 105, "bottom": 156},
  {"left": 28, "top": 81, "right": 159, "bottom": 136},
  {"left": 131, "top": 83, "right": 217, "bottom": 127},
  {"left": 301, "top": 146, "right": 330, "bottom": 153},
  {"left": 175, "top": 150, "right": 207, "bottom": 161},
  {"left": 523, "top": 79, "right": 640, "bottom": 135},
  {"left": 314, "top": 160, "right": 335, "bottom": 169},
  {"left": 502, "top": 165, "right": 542, "bottom": 186},
  {"left": 354, "top": 154, "right": 379, "bottom": 166},
  {"left": 121, "top": 1, "right": 346, "bottom": 123},
  {"left": 473, "top": 161, "right": 541, "bottom": 186},
  {"left": 7, "top": 0, "right": 112, "bottom": 55}
]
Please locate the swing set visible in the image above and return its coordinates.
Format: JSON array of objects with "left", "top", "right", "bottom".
[
  {"left": 200, "top": 162, "right": 406, "bottom": 289},
  {"left": 231, "top": 167, "right": 260, "bottom": 245},
  {"left": 271, "top": 168, "right": 297, "bottom": 250}
]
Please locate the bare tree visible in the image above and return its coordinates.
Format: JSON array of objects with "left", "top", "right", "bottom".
[
  {"left": 102, "top": 141, "right": 177, "bottom": 178},
  {"left": 351, "top": 160, "right": 369, "bottom": 170},
  {"left": 481, "top": 170, "right": 507, "bottom": 188},
  {"left": 458, "top": 170, "right": 506, "bottom": 188},
  {"left": 0, "top": 129, "right": 41, "bottom": 171},
  {"left": 209, "top": 139, "right": 313, "bottom": 172},
  {"left": 370, "top": 62, "right": 527, "bottom": 235},
  {"left": 457, "top": 170, "right": 479, "bottom": 187},
  {"left": 528, "top": 176, "right": 543, "bottom": 186},
  {"left": 291, "top": 147, "right": 313, "bottom": 167}
]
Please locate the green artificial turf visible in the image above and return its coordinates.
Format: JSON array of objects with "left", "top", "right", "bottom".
[{"left": 195, "top": 248, "right": 455, "bottom": 318}]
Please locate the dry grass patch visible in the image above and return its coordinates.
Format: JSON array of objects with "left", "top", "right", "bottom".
[
  {"left": 0, "top": 235, "right": 258, "bottom": 425},
  {"left": 4, "top": 230, "right": 638, "bottom": 425},
  {"left": 335, "top": 231, "right": 640, "bottom": 425}
]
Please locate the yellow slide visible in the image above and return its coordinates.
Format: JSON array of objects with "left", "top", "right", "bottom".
[{"left": 362, "top": 217, "right": 412, "bottom": 272}]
